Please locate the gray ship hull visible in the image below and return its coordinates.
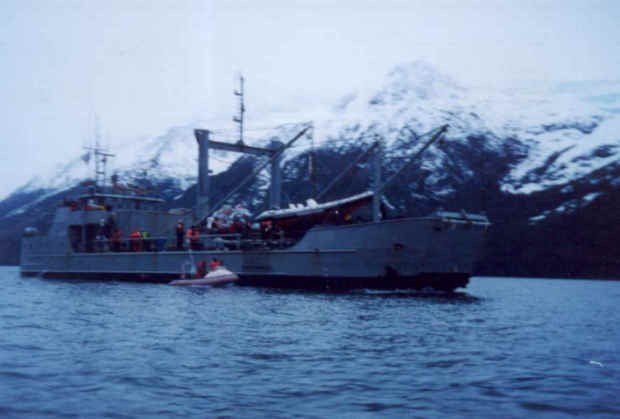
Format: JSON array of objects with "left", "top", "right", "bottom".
[{"left": 21, "top": 215, "right": 487, "bottom": 291}]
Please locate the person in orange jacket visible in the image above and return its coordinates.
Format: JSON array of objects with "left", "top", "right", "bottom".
[{"left": 186, "top": 225, "right": 201, "bottom": 250}]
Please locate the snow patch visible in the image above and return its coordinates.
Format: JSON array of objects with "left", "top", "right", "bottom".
[
  {"left": 529, "top": 192, "right": 603, "bottom": 224},
  {"left": 528, "top": 214, "right": 547, "bottom": 224},
  {"left": 583, "top": 192, "right": 601, "bottom": 203},
  {"left": 3, "top": 187, "right": 72, "bottom": 219},
  {"left": 502, "top": 115, "right": 620, "bottom": 193}
]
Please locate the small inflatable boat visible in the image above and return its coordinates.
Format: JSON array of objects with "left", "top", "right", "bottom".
[{"left": 169, "top": 267, "right": 239, "bottom": 286}]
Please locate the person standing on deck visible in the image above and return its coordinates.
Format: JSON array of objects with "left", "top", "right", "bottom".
[
  {"left": 111, "top": 229, "right": 122, "bottom": 252},
  {"left": 187, "top": 225, "right": 201, "bottom": 250},
  {"left": 96, "top": 219, "right": 106, "bottom": 252},
  {"left": 141, "top": 230, "right": 150, "bottom": 251},
  {"left": 175, "top": 220, "right": 185, "bottom": 250},
  {"left": 129, "top": 228, "right": 142, "bottom": 251}
]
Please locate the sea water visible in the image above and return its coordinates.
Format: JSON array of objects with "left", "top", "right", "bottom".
[{"left": 1, "top": 266, "right": 619, "bottom": 418}]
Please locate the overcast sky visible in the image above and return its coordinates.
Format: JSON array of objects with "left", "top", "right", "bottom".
[{"left": 1, "top": 0, "right": 619, "bottom": 198}]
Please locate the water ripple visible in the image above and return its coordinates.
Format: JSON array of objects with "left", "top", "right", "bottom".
[{"left": 1, "top": 268, "right": 620, "bottom": 417}]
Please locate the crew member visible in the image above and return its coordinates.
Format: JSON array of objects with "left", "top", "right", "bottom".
[
  {"left": 103, "top": 215, "right": 116, "bottom": 238},
  {"left": 196, "top": 260, "right": 207, "bottom": 278},
  {"left": 175, "top": 220, "right": 185, "bottom": 250},
  {"left": 210, "top": 258, "right": 221, "bottom": 271},
  {"left": 129, "top": 228, "right": 142, "bottom": 251},
  {"left": 261, "top": 221, "right": 272, "bottom": 240},
  {"left": 111, "top": 229, "right": 122, "bottom": 252},
  {"left": 141, "top": 230, "right": 150, "bottom": 251},
  {"left": 96, "top": 219, "right": 106, "bottom": 252},
  {"left": 186, "top": 225, "right": 201, "bottom": 250}
]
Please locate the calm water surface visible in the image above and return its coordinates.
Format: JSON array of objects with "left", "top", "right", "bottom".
[{"left": 1, "top": 266, "right": 619, "bottom": 418}]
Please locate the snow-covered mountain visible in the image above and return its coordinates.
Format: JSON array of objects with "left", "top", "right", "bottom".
[
  {"left": 6, "top": 60, "right": 618, "bottom": 205},
  {"left": 1, "top": 61, "right": 619, "bottom": 276},
  {"left": 322, "top": 61, "right": 618, "bottom": 194}
]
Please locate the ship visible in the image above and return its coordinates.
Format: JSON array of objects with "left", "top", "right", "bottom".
[{"left": 20, "top": 121, "right": 490, "bottom": 291}]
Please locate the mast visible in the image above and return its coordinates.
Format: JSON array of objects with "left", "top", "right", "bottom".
[
  {"left": 372, "top": 137, "right": 383, "bottom": 222},
  {"left": 94, "top": 149, "right": 114, "bottom": 193},
  {"left": 194, "top": 74, "right": 311, "bottom": 221},
  {"left": 195, "top": 75, "right": 244, "bottom": 222},
  {"left": 233, "top": 75, "right": 245, "bottom": 143},
  {"left": 310, "top": 127, "right": 317, "bottom": 197},
  {"left": 83, "top": 118, "right": 114, "bottom": 193},
  {"left": 195, "top": 129, "right": 210, "bottom": 221}
]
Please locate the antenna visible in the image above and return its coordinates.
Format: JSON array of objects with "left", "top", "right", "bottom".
[
  {"left": 94, "top": 118, "right": 102, "bottom": 188},
  {"left": 83, "top": 116, "right": 114, "bottom": 193},
  {"left": 233, "top": 74, "right": 245, "bottom": 143}
]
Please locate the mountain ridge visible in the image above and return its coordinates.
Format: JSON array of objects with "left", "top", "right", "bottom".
[{"left": 4, "top": 61, "right": 618, "bottom": 203}]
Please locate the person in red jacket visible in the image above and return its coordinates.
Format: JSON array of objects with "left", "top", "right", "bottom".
[
  {"left": 195, "top": 260, "right": 207, "bottom": 278},
  {"left": 209, "top": 258, "right": 221, "bottom": 272},
  {"left": 129, "top": 229, "right": 142, "bottom": 251}
]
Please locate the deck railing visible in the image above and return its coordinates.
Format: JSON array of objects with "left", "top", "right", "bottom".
[{"left": 73, "top": 231, "right": 298, "bottom": 254}]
